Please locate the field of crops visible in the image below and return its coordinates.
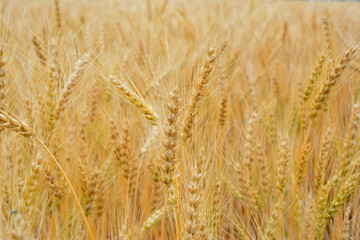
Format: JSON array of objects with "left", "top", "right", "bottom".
[{"left": 0, "top": 0, "right": 360, "bottom": 239}]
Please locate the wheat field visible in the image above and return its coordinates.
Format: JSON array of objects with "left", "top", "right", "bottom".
[{"left": 0, "top": 0, "right": 360, "bottom": 239}]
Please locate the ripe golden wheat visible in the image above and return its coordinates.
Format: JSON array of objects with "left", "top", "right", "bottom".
[{"left": 0, "top": 0, "right": 360, "bottom": 239}]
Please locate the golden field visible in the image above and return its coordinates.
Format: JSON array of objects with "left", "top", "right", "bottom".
[{"left": 0, "top": 0, "right": 360, "bottom": 239}]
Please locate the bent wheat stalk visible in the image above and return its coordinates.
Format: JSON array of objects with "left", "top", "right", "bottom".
[{"left": 0, "top": 109, "right": 95, "bottom": 240}]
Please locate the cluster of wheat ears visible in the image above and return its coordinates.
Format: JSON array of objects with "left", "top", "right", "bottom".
[{"left": 0, "top": 0, "right": 360, "bottom": 239}]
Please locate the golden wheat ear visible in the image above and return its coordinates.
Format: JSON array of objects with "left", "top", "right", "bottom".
[
  {"left": 109, "top": 75, "right": 158, "bottom": 125},
  {"left": 54, "top": 53, "right": 90, "bottom": 121},
  {"left": 161, "top": 88, "right": 180, "bottom": 187},
  {"left": 182, "top": 47, "right": 216, "bottom": 143},
  {"left": 310, "top": 47, "right": 357, "bottom": 119},
  {"left": 0, "top": 110, "right": 33, "bottom": 136}
]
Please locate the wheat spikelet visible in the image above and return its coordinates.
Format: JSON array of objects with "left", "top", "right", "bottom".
[
  {"left": 89, "top": 84, "right": 99, "bottom": 123},
  {"left": 322, "top": 16, "right": 333, "bottom": 58},
  {"left": 77, "top": 158, "right": 89, "bottom": 206},
  {"left": 141, "top": 185, "right": 177, "bottom": 232},
  {"left": 183, "top": 162, "right": 207, "bottom": 239},
  {"left": 182, "top": 47, "right": 216, "bottom": 143},
  {"left": 109, "top": 75, "right": 158, "bottom": 125},
  {"left": 315, "top": 127, "right": 332, "bottom": 188},
  {"left": 142, "top": 206, "right": 167, "bottom": 231},
  {"left": 243, "top": 111, "right": 257, "bottom": 171},
  {"left": 256, "top": 140, "right": 270, "bottom": 197},
  {"left": 324, "top": 159, "right": 360, "bottom": 220},
  {"left": 340, "top": 102, "right": 360, "bottom": 176},
  {"left": 248, "top": 78, "right": 258, "bottom": 110},
  {"left": 54, "top": 53, "right": 89, "bottom": 121},
  {"left": 218, "top": 93, "right": 228, "bottom": 127},
  {"left": 264, "top": 201, "right": 281, "bottom": 240},
  {"left": 127, "top": 158, "right": 138, "bottom": 200},
  {"left": 315, "top": 179, "right": 334, "bottom": 238},
  {"left": 310, "top": 47, "right": 357, "bottom": 119},
  {"left": 79, "top": 105, "right": 88, "bottom": 160},
  {"left": 297, "top": 143, "right": 311, "bottom": 187},
  {"left": 54, "top": 0, "right": 61, "bottom": 31},
  {"left": 94, "top": 169, "right": 105, "bottom": 218},
  {"left": 265, "top": 107, "right": 277, "bottom": 144},
  {"left": 83, "top": 166, "right": 103, "bottom": 217},
  {"left": 0, "top": 47, "right": 6, "bottom": 107},
  {"left": 151, "top": 164, "right": 162, "bottom": 211},
  {"left": 45, "top": 167, "right": 60, "bottom": 215},
  {"left": 0, "top": 110, "right": 33, "bottom": 136},
  {"left": 119, "top": 122, "right": 132, "bottom": 179},
  {"left": 161, "top": 88, "right": 180, "bottom": 187},
  {"left": 276, "top": 135, "right": 290, "bottom": 196},
  {"left": 302, "top": 54, "right": 326, "bottom": 103},
  {"left": 22, "top": 154, "right": 45, "bottom": 215},
  {"left": 316, "top": 156, "right": 360, "bottom": 238},
  {"left": 233, "top": 162, "right": 260, "bottom": 212},
  {"left": 46, "top": 61, "right": 58, "bottom": 135},
  {"left": 32, "top": 35, "right": 47, "bottom": 66}
]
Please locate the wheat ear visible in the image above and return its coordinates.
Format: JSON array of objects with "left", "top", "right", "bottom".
[
  {"left": 182, "top": 47, "right": 216, "bottom": 143},
  {"left": 109, "top": 75, "right": 158, "bottom": 125},
  {"left": 54, "top": 53, "right": 89, "bottom": 121}
]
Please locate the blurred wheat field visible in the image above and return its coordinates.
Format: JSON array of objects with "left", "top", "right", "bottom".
[{"left": 1, "top": 0, "right": 360, "bottom": 239}]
